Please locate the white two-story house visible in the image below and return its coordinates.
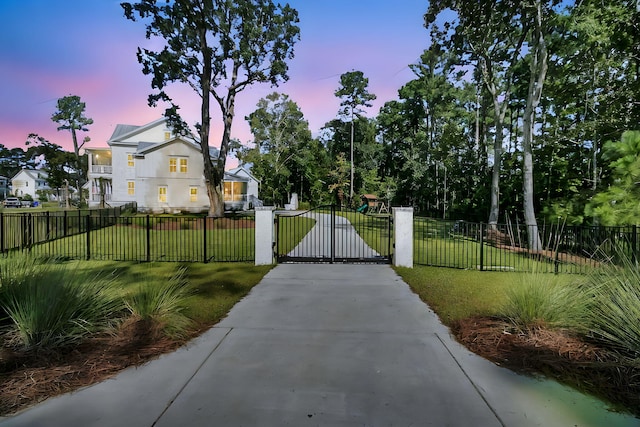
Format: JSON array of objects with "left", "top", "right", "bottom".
[
  {"left": 10, "top": 169, "right": 50, "bottom": 199},
  {"left": 86, "top": 117, "right": 260, "bottom": 213}
]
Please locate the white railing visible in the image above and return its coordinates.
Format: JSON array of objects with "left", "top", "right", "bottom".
[
  {"left": 224, "top": 194, "right": 248, "bottom": 202},
  {"left": 91, "top": 165, "right": 113, "bottom": 174},
  {"left": 91, "top": 194, "right": 112, "bottom": 202}
]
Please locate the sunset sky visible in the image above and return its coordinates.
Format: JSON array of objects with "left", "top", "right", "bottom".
[{"left": 0, "top": 0, "right": 430, "bottom": 161}]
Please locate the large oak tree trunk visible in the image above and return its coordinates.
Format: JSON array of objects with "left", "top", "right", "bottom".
[
  {"left": 488, "top": 92, "right": 509, "bottom": 229},
  {"left": 488, "top": 120, "right": 503, "bottom": 228},
  {"left": 522, "top": 0, "right": 548, "bottom": 252},
  {"left": 198, "top": 33, "right": 228, "bottom": 218}
]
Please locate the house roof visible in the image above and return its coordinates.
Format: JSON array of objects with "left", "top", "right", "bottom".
[
  {"left": 108, "top": 117, "right": 168, "bottom": 143},
  {"left": 11, "top": 169, "right": 49, "bottom": 181},
  {"left": 133, "top": 137, "right": 220, "bottom": 160},
  {"left": 109, "top": 117, "right": 220, "bottom": 159},
  {"left": 109, "top": 124, "right": 141, "bottom": 141},
  {"left": 226, "top": 164, "right": 260, "bottom": 183},
  {"left": 223, "top": 172, "right": 249, "bottom": 182}
]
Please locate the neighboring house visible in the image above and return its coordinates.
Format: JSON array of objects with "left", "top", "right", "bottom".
[
  {"left": 224, "top": 165, "right": 261, "bottom": 210},
  {"left": 10, "top": 169, "right": 50, "bottom": 199},
  {"left": 0, "top": 176, "right": 9, "bottom": 199},
  {"left": 86, "top": 117, "right": 260, "bottom": 213}
]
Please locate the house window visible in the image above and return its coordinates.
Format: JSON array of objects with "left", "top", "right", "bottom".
[
  {"left": 158, "top": 186, "right": 167, "bottom": 203},
  {"left": 169, "top": 158, "right": 177, "bottom": 172},
  {"left": 180, "top": 158, "right": 188, "bottom": 173},
  {"left": 189, "top": 187, "right": 197, "bottom": 202},
  {"left": 128, "top": 154, "right": 134, "bottom": 167},
  {"left": 127, "top": 181, "right": 135, "bottom": 196},
  {"left": 223, "top": 181, "right": 247, "bottom": 202},
  {"left": 164, "top": 131, "right": 171, "bottom": 141}
]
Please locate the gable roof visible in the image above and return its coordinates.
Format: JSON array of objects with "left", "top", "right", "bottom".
[
  {"left": 108, "top": 117, "right": 220, "bottom": 159},
  {"left": 223, "top": 172, "right": 249, "bottom": 182},
  {"left": 135, "top": 137, "right": 202, "bottom": 156},
  {"left": 108, "top": 117, "right": 168, "bottom": 143},
  {"left": 11, "top": 169, "right": 49, "bottom": 181},
  {"left": 226, "top": 164, "right": 260, "bottom": 183},
  {"left": 109, "top": 124, "right": 141, "bottom": 141}
]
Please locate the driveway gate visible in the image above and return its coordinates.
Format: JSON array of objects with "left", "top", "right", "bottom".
[{"left": 275, "top": 205, "right": 392, "bottom": 263}]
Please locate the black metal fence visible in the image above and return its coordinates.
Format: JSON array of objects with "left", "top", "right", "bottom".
[
  {"left": 1, "top": 208, "right": 255, "bottom": 263},
  {"left": 414, "top": 217, "right": 638, "bottom": 273},
  {"left": 5, "top": 207, "right": 637, "bottom": 271}
]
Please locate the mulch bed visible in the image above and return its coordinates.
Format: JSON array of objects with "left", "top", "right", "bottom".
[
  {"left": 452, "top": 317, "right": 640, "bottom": 416},
  {"left": 0, "top": 319, "right": 197, "bottom": 416}
]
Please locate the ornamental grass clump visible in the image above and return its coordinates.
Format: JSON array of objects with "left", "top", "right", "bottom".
[
  {"left": 584, "top": 255, "right": 640, "bottom": 357},
  {"left": 501, "top": 272, "right": 589, "bottom": 331},
  {"left": 0, "top": 255, "right": 122, "bottom": 350},
  {"left": 123, "top": 267, "right": 193, "bottom": 339}
]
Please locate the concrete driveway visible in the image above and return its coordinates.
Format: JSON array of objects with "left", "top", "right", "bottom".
[{"left": 1, "top": 264, "right": 637, "bottom": 427}]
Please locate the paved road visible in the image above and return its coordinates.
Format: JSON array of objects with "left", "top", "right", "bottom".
[
  {"left": 1, "top": 264, "right": 637, "bottom": 426},
  {"left": 286, "top": 212, "right": 381, "bottom": 260}
]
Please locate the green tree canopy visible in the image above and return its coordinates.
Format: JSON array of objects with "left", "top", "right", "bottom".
[
  {"left": 240, "top": 92, "right": 313, "bottom": 206},
  {"left": 587, "top": 131, "right": 640, "bottom": 225},
  {"left": 334, "top": 70, "right": 376, "bottom": 202},
  {"left": 51, "top": 95, "right": 92, "bottom": 186}
]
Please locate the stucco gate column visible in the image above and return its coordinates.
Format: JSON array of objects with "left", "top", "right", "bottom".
[
  {"left": 255, "top": 207, "right": 275, "bottom": 265},
  {"left": 393, "top": 207, "right": 413, "bottom": 268}
]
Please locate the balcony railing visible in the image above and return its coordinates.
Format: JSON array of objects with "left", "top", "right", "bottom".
[
  {"left": 224, "top": 194, "right": 247, "bottom": 202},
  {"left": 90, "top": 194, "right": 112, "bottom": 202},
  {"left": 91, "top": 165, "right": 113, "bottom": 174}
]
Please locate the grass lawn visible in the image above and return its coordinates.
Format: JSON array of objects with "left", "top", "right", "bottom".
[
  {"left": 72, "top": 260, "right": 273, "bottom": 327},
  {"left": 394, "top": 265, "right": 576, "bottom": 325},
  {"left": 336, "top": 211, "right": 392, "bottom": 255},
  {"left": 27, "top": 225, "right": 256, "bottom": 262}
]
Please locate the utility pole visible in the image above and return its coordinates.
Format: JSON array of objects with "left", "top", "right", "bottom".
[{"left": 350, "top": 109, "right": 354, "bottom": 203}]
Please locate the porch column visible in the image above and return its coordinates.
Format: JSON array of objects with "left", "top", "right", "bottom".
[
  {"left": 255, "top": 207, "right": 275, "bottom": 265},
  {"left": 393, "top": 207, "right": 413, "bottom": 268}
]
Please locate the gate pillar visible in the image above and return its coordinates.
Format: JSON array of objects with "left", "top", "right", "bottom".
[
  {"left": 255, "top": 207, "right": 275, "bottom": 265},
  {"left": 393, "top": 207, "right": 413, "bottom": 268}
]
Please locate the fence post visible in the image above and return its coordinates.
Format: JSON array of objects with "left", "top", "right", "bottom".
[
  {"left": 330, "top": 204, "right": 336, "bottom": 264},
  {"left": 203, "top": 216, "right": 208, "bottom": 263},
  {"left": 0, "top": 212, "right": 3, "bottom": 253},
  {"left": 393, "top": 207, "right": 413, "bottom": 268},
  {"left": 86, "top": 215, "right": 91, "bottom": 260},
  {"left": 255, "top": 207, "right": 275, "bottom": 265},
  {"left": 146, "top": 215, "right": 151, "bottom": 263},
  {"left": 21, "top": 214, "right": 26, "bottom": 250},
  {"left": 28, "top": 214, "right": 33, "bottom": 249},
  {"left": 633, "top": 225, "right": 638, "bottom": 266},
  {"left": 64, "top": 211, "right": 68, "bottom": 237},
  {"left": 479, "top": 223, "right": 485, "bottom": 271}
]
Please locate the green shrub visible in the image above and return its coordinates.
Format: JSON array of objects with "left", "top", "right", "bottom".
[
  {"left": 0, "top": 255, "right": 122, "bottom": 350},
  {"left": 584, "top": 257, "right": 640, "bottom": 356},
  {"left": 501, "top": 272, "right": 588, "bottom": 331},
  {"left": 124, "top": 267, "right": 192, "bottom": 338}
]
